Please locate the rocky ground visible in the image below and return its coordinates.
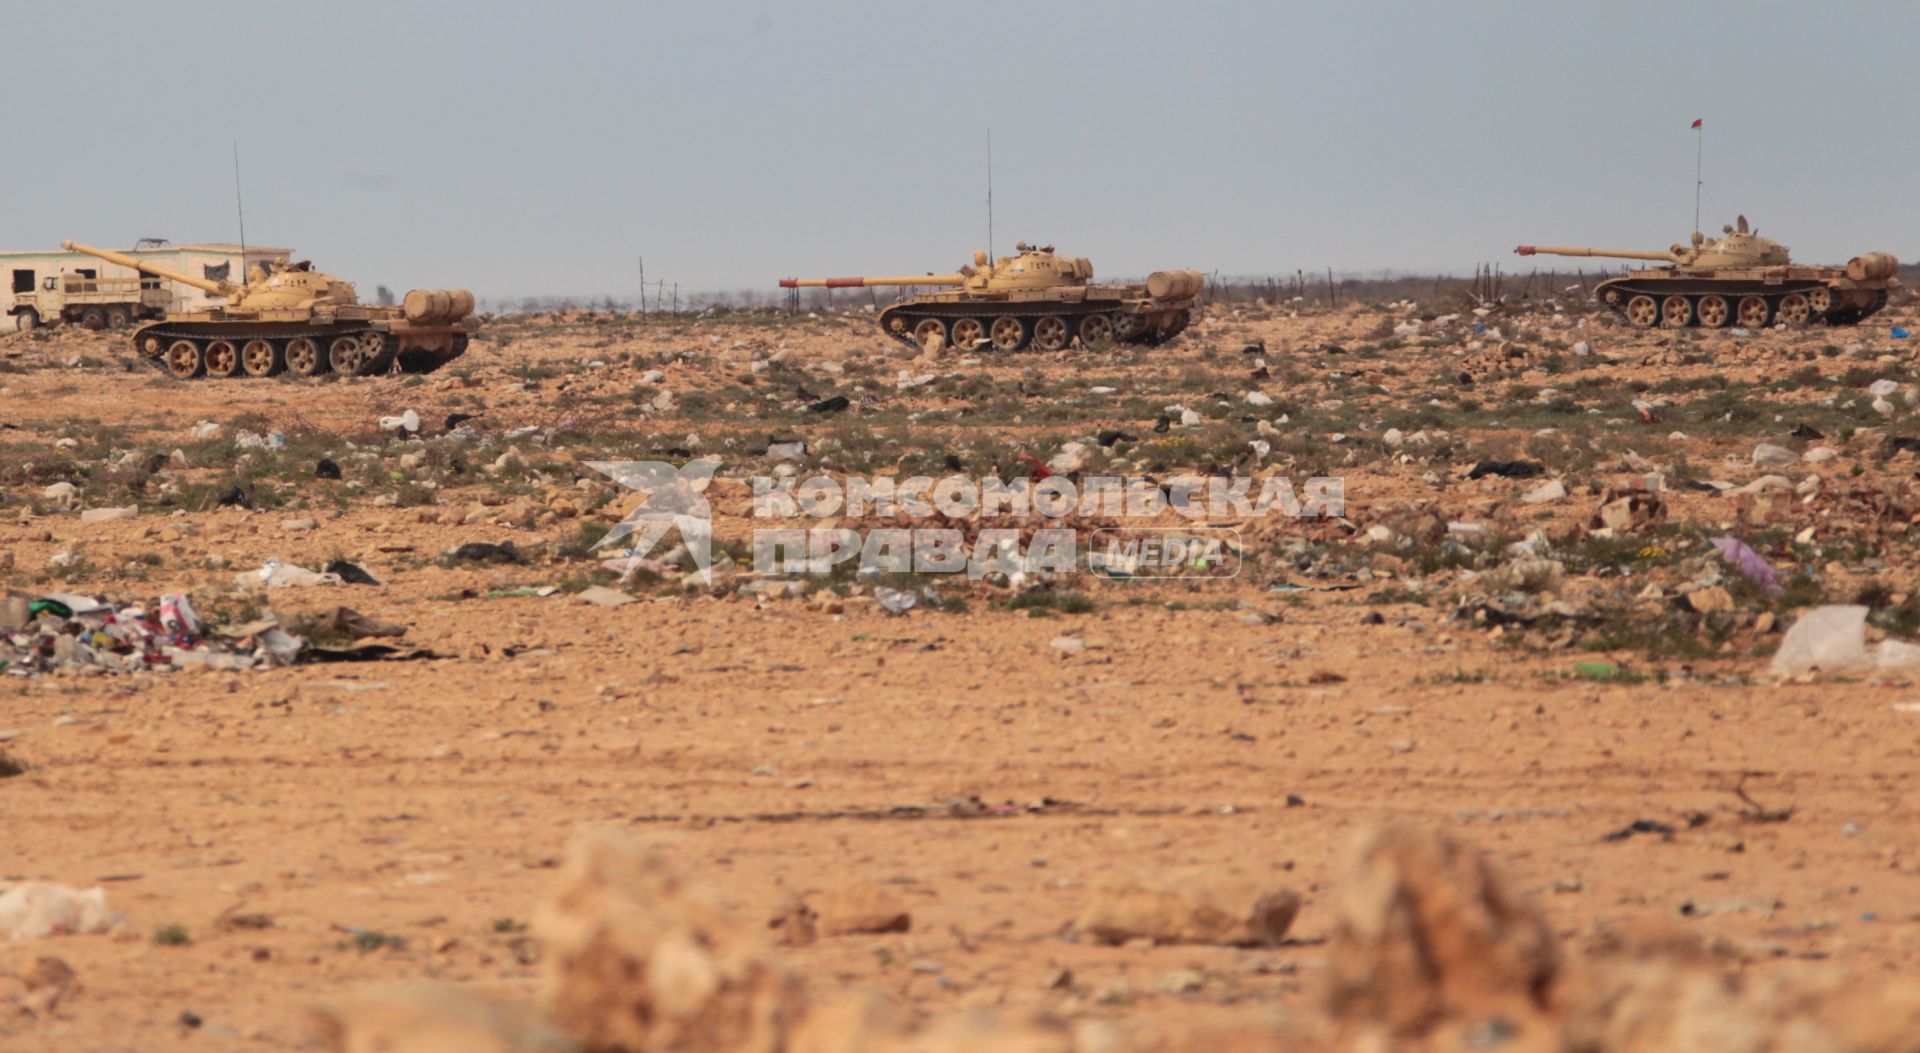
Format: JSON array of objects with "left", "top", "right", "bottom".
[{"left": 1, "top": 291, "right": 1918, "bottom": 1051}]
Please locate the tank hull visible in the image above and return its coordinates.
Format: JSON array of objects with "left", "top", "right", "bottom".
[
  {"left": 128, "top": 315, "right": 473, "bottom": 380},
  {"left": 1592, "top": 267, "right": 1894, "bottom": 328},
  {"left": 872, "top": 284, "right": 1197, "bottom": 352}
]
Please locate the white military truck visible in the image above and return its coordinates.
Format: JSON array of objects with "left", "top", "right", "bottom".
[{"left": 10, "top": 270, "right": 170, "bottom": 331}]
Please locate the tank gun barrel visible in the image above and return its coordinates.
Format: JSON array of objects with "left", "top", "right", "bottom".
[
  {"left": 778, "top": 273, "right": 966, "bottom": 289},
  {"left": 1513, "top": 244, "right": 1680, "bottom": 263},
  {"left": 61, "top": 240, "right": 235, "bottom": 296}
]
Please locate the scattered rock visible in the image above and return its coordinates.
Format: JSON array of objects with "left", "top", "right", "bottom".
[
  {"left": 1075, "top": 870, "right": 1299, "bottom": 947},
  {"left": 810, "top": 884, "right": 912, "bottom": 937},
  {"left": 1521, "top": 479, "right": 1567, "bottom": 504},
  {"left": 1327, "top": 822, "right": 1557, "bottom": 1037}
]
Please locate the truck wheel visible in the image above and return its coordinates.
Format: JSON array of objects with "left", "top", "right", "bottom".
[
  {"left": 13, "top": 309, "right": 37, "bottom": 332},
  {"left": 80, "top": 307, "right": 108, "bottom": 330},
  {"left": 105, "top": 306, "right": 132, "bottom": 328}
]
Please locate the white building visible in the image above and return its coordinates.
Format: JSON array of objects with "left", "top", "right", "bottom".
[{"left": 4, "top": 241, "right": 294, "bottom": 312}]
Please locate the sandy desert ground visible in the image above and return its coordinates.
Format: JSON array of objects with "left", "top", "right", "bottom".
[{"left": 2, "top": 290, "right": 1919, "bottom": 1051}]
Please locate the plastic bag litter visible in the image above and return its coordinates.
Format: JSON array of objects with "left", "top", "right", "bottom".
[
  {"left": 237, "top": 558, "right": 343, "bottom": 590},
  {"left": 379, "top": 409, "right": 421, "bottom": 434},
  {"left": 1771, "top": 605, "right": 1920, "bottom": 678},
  {"left": 874, "top": 587, "right": 918, "bottom": 615},
  {"left": 0, "top": 882, "right": 124, "bottom": 940}
]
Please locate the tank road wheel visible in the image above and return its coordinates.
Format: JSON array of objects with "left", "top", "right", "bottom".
[
  {"left": 989, "top": 316, "right": 1027, "bottom": 352},
  {"left": 1660, "top": 295, "right": 1693, "bottom": 327},
  {"left": 1623, "top": 295, "right": 1659, "bottom": 328},
  {"left": 1695, "top": 294, "right": 1730, "bottom": 328},
  {"left": 328, "top": 335, "right": 364, "bottom": 374},
  {"left": 1077, "top": 313, "right": 1115, "bottom": 347},
  {"left": 1032, "top": 316, "right": 1071, "bottom": 352},
  {"left": 12, "top": 309, "right": 37, "bottom": 332},
  {"left": 1806, "top": 287, "right": 1833, "bottom": 315},
  {"left": 138, "top": 331, "right": 166, "bottom": 356},
  {"left": 911, "top": 318, "right": 949, "bottom": 352},
  {"left": 284, "top": 336, "right": 326, "bottom": 377},
  {"left": 241, "top": 339, "right": 282, "bottom": 377},
  {"left": 163, "top": 339, "right": 205, "bottom": 379},
  {"left": 1737, "top": 295, "right": 1772, "bottom": 329},
  {"left": 80, "top": 307, "right": 108, "bottom": 331},
  {"left": 203, "top": 339, "right": 241, "bottom": 378},
  {"left": 1111, "top": 312, "right": 1147, "bottom": 343},
  {"left": 949, "top": 317, "right": 985, "bottom": 351},
  {"left": 357, "top": 334, "right": 396, "bottom": 375},
  {"left": 1776, "top": 292, "right": 1811, "bottom": 325}
]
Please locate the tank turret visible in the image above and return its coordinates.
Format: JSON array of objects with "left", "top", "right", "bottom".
[
  {"left": 61, "top": 239, "right": 476, "bottom": 379},
  {"left": 1510, "top": 216, "right": 1897, "bottom": 328},
  {"left": 780, "top": 242, "right": 1201, "bottom": 351}
]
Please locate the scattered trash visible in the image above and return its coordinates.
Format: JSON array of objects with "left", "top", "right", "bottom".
[
  {"left": 0, "top": 883, "right": 124, "bottom": 940},
  {"left": 447, "top": 541, "right": 522, "bottom": 564},
  {"left": 215, "top": 486, "right": 253, "bottom": 509},
  {"left": 766, "top": 440, "right": 806, "bottom": 462},
  {"left": 238, "top": 558, "right": 343, "bottom": 590},
  {"left": 1892, "top": 326, "right": 1910, "bottom": 340},
  {"left": 444, "top": 412, "right": 478, "bottom": 431},
  {"left": 1601, "top": 818, "right": 1675, "bottom": 843},
  {"left": 324, "top": 559, "right": 381, "bottom": 586},
  {"left": 379, "top": 410, "right": 421, "bottom": 434},
  {"left": 1770, "top": 605, "right": 1920, "bottom": 678},
  {"left": 1096, "top": 429, "right": 1136, "bottom": 447},
  {"left": 1709, "top": 537, "right": 1782, "bottom": 595},
  {"left": 315, "top": 458, "right": 343, "bottom": 480},
  {"left": 304, "top": 643, "right": 438, "bottom": 663},
  {"left": 1467, "top": 460, "right": 1544, "bottom": 480},
  {"left": 807, "top": 395, "right": 850, "bottom": 414},
  {"left": 158, "top": 594, "right": 199, "bottom": 635},
  {"left": 1751, "top": 443, "right": 1798, "bottom": 467},
  {"left": 874, "top": 587, "right": 918, "bottom": 615}
]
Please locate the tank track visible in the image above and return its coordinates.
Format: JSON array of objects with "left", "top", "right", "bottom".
[
  {"left": 129, "top": 323, "right": 468, "bottom": 380},
  {"left": 877, "top": 301, "right": 1192, "bottom": 352},
  {"left": 1596, "top": 279, "right": 1888, "bottom": 329}
]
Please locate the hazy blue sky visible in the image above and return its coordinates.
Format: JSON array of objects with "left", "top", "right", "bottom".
[{"left": 5, "top": 1, "right": 1915, "bottom": 300}]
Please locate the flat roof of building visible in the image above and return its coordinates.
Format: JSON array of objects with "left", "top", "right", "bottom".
[{"left": 0, "top": 243, "right": 294, "bottom": 258}]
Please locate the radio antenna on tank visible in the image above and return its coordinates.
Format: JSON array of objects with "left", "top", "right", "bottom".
[{"left": 233, "top": 141, "right": 249, "bottom": 288}]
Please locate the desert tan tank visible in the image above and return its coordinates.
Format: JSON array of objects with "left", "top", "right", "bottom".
[
  {"left": 779, "top": 242, "right": 1203, "bottom": 351},
  {"left": 59, "top": 240, "right": 476, "bottom": 379},
  {"left": 1515, "top": 217, "right": 1899, "bottom": 328}
]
